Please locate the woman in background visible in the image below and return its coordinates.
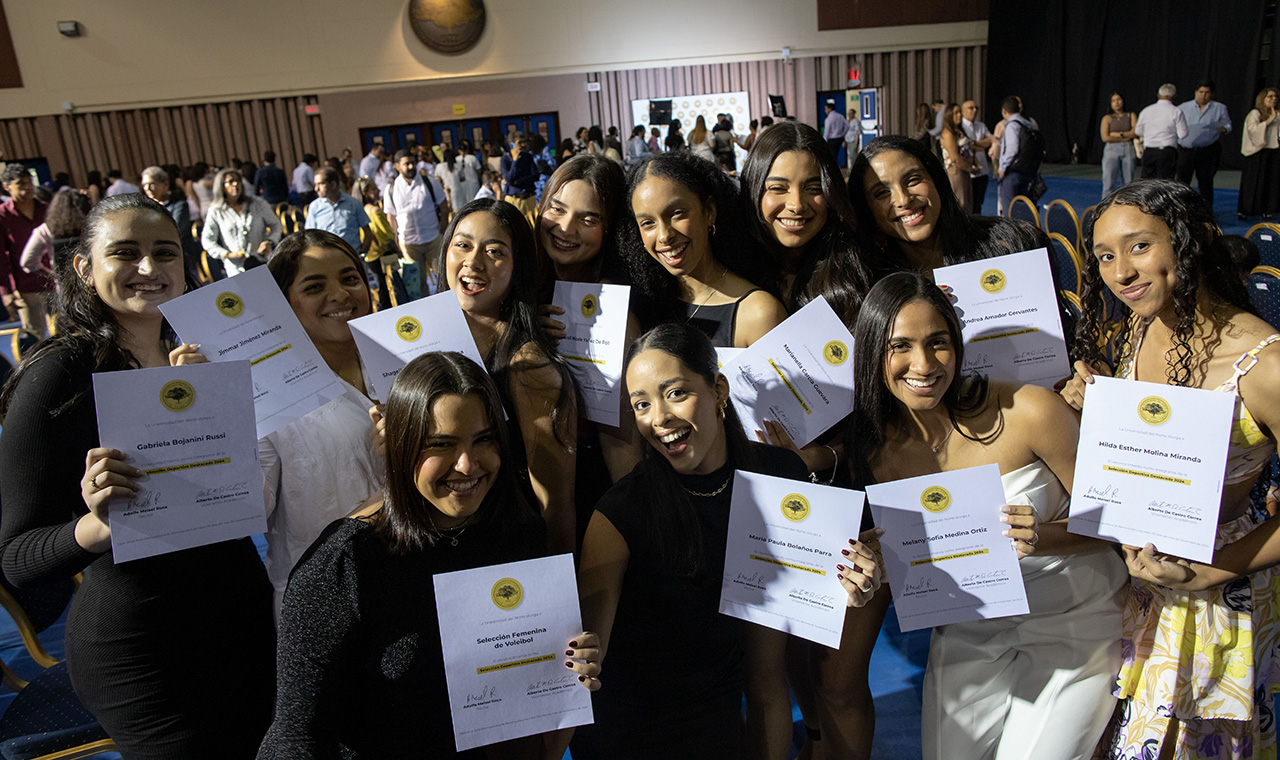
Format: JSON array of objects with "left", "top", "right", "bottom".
[
  {"left": 1239, "top": 87, "right": 1280, "bottom": 221},
  {"left": 201, "top": 167, "right": 281, "bottom": 276},
  {"left": 1100, "top": 92, "right": 1137, "bottom": 198},
  {"left": 939, "top": 103, "right": 975, "bottom": 213},
  {"left": 688, "top": 115, "right": 715, "bottom": 162},
  {"left": 21, "top": 186, "right": 90, "bottom": 277}
]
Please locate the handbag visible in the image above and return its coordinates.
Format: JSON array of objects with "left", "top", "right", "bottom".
[{"left": 1027, "top": 174, "right": 1048, "bottom": 204}]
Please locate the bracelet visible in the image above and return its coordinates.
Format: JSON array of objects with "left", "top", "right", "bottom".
[{"left": 808, "top": 444, "right": 839, "bottom": 485}]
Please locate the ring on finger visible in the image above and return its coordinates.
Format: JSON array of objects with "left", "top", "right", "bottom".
[
  {"left": 859, "top": 581, "right": 872, "bottom": 593},
  {"left": 92, "top": 472, "right": 104, "bottom": 490},
  {"left": 1027, "top": 531, "right": 1039, "bottom": 546}
]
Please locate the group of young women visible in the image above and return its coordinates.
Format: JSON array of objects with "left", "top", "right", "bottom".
[{"left": 0, "top": 117, "right": 1277, "bottom": 760}]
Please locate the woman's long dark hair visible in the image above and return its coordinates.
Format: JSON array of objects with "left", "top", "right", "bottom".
[
  {"left": 846, "top": 272, "right": 990, "bottom": 488},
  {"left": 739, "top": 121, "right": 882, "bottom": 322},
  {"left": 624, "top": 323, "right": 751, "bottom": 578},
  {"left": 0, "top": 194, "right": 183, "bottom": 418},
  {"left": 848, "top": 135, "right": 978, "bottom": 268},
  {"left": 620, "top": 152, "right": 774, "bottom": 327},
  {"left": 1074, "top": 179, "right": 1257, "bottom": 387},
  {"left": 45, "top": 188, "right": 91, "bottom": 239},
  {"left": 372, "top": 351, "right": 540, "bottom": 553},
  {"left": 434, "top": 198, "right": 576, "bottom": 446},
  {"left": 533, "top": 154, "right": 629, "bottom": 300}
]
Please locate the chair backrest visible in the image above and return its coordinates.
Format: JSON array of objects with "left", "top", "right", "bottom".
[
  {"left": 1046, "top": 232, "right": 1083, "bottom": 297},
  {"left": 1249, "top": 265, "right": 1280, "bottom": 330},
  {"left": 1246, "top": 223, "right": 1280, "bottom": 269},
  {"left": 1007, "top": 195, "right": 1039, "bottom": 227},
  {"left": 1042, "top": 199, "right": 1083, "bottom": 251}
]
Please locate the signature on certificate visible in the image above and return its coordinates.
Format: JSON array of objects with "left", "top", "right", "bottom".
[
  {"left": 1085, "top": 484, "right": 1121, "bottom": 501},
  {"left": 963, "top": 352, "right": 991, "bottom": 369},
  {"left": 465, "top": 684, "right": 500, "bottom": 705},
  {"left": 960, "top": 569, "right": 1010, "bottom": 585},
  {"left": 735, "top": 571, "right": 767, "bottom": 587},
  {"left": 1147, "top": 500, "right": 1201, "bottom": 518},
  {"left": 526, "top": 674, "right": 574, "bottom": 695},
  {"left": 903, "top": 576, "right": 936, "bottom": 594},
  {"left": 788, "top": 587, "right": 837, "bottom": 606},
  {"left": 195, "top": 481, "right": 249, "bottom": 500},
  {"left": 1013, "top": 347, "right": 1055, "bottom": 362},
  {"left": 282, "top": 359, "right": 318, "bottom": 385},
  {"left": 127, "top": 489, "right": 165, "bottom": 512}
]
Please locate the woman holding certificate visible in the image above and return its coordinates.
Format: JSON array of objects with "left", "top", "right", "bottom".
[
  {"left": 621, "top": 152, "right": 788, "bottom": 347},
  {"left": 260, "top": 351, "right": 593, "bottom": 757},
  {"left": 737, "top": 120, "right": 888, "bottom": 759},
  {"left": 1063, "top": 180, "right": 1280, "bottom": 759},
  {"left": 0, "top": 194, "right": 275, "bottom": 758},
  {"left": 533, "top": 155, "right": 644, "bottom": 537},
  {"left": 436, "top": 198, "right": 579, "bottom": 554},
  {"left": 571, "top": 323, "right": 880, "bottom": 760},
  {"left": 851, "top": 272, "right": 1127, "bottom": 760},
  {"left": 258, "top": 229, "right": 385, "bottom": 616}
]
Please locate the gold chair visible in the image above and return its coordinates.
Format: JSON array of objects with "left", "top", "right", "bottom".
[
  {"left": 1007, "top": 195, "right": 1039, "bottom": 227},
  {"left": 1043, "top": 199, "right": 1083, "bottom": 252},
  {"left": 1246, "top": 223, "right": 1280, "bottom": 270},
  {"left": 1046, "top": 232, "right": 1084, "bottom": 297},
  {"left": 1249, "top": 265, "right": 1280, "bottom": 330}
]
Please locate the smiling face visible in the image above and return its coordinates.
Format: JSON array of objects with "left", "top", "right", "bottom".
[
  {"left": 862, "top": 150, "right": 941, "bottom": 247},
  {"left": 1090, "top": 204, "right": 1180, "bottom": 322},
  {"left": 539, "top": 180, "right": 605, "bottom": 269},
  {"left": 631, "top": 173, "right": 716, "bottom": 278},
  {"left": 759, "top": 150, "right": 829, "bottom": 251},
  {"left": 286, "top": 246, "right": 373, "bottom": 349},
  {"left": 414, "top": 393, "right": 500, "bottom": 528},
  {"left": 75, "top": 208, "right": 185, "bottom": 326},
  {"left": 447, "top": 211, "right": 514, "bottom": 319},
  {"left": 1267, "top": 91, "right": 1278, "bottom": 110},
  {"left": 3, "top": 173, "right": 33, "bottom": 204},
  {"left": 882, "top": 298, "right": 956, "bottom": 413},
  {"left": 626, "top": 349, "right": 729, "bottom": 475},
  {"left": 222, "top": 172, "right": 243, "bottom": 204}
]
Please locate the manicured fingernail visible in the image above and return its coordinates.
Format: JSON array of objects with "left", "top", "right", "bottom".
[
  {"left": 569, "top": 640, "right": 578, "bottom": 647},
  {"left": 836, "top": 564, "right": 845, "bottom": 571},
  {"left": 566, "top": 650, "right": 574, "bottom": 657},
  {"left": 564, "top": 661, "right": 573, "bottom": 668},
  {"left": 841, "top": 549, "right": 850, "bottom": 556},
  {"left": 837, "top": 574, "right": 844, "bottom": 581},
  {"left": 1000, "top": 516, "right": 1010, "bottom": 523},
  {"left": 578, "top": 675, "right": 586, "bottom": 682}
]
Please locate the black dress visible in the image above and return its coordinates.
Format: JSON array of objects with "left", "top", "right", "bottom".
[
  {"left": 0, "top": 347, "right": 276, "bottom": 759},
  {"left": 258, "top": 515, "right": 545, "bottom": 758},
  {"left": 570, "top": 442, "right": 807, "bottom": 759}
]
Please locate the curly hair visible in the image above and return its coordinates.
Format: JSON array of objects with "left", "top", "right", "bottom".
[
  {"left": 1074, "top": 179, "right": 1256, "bottom": 386},
  {"left": 620, "top": 152, "right": 773, "bottom": 328}
]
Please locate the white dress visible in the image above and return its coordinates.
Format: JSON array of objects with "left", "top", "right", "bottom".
[
  {"left": 258, "top": 378, "right": 385, "bottom": 619},
  {"left": 921, "top": 459, "right": 1128, "bottom": 760}
]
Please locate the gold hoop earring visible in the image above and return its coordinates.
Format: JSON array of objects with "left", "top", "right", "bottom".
[{"left": 709, "top": 223, "right": 717, "bottom": 237}]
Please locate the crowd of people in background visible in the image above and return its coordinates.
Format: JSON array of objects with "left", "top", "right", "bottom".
[{"left": 0, "top": 81, "right": 1278, "bottom": 760}]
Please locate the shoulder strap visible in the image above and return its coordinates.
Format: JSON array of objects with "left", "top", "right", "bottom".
[
  {"left": 1229, "top": 334, "right": 1280, "bottom": 383},
  {"left": 734, "top": 287, "right": 763, "bottom": 305}
]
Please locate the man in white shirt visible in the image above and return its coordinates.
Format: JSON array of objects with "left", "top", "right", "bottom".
[
  {"left": 844, "top": 109, "right": 861, "bottom": 171},
  {"left": 1135, "top": 84, "right": 1188, "bottom": 180},
  {"left": 104, "top": 169, "right": 140, "bottom": 197},
  {"left": 823, "top": 102, "right": 849, "bottom": 161},
  {"left": 292, "top": 154, "right": 318, "bottom": 206},
  {"left": 1176, "top": 80, "right": 1232, "bottom": 205},
  {"left": 962, "top": 100, "right": 994, "bottom": 214},
  {"left": 383, "top": 149, "right": 447, "bottom": 299}
]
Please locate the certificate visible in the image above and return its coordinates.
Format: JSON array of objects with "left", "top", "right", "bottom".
[
  {"left": 721, "top": 296, "right": 855, "bottom": 447},
  {"left": 934, "top": 248, "right": 1070, "bottom": 389},
  {"left": 551, "top": 282, "right": 630, "bottom": 427},
  {"left": 347, "top": 291, "right": 486, "bottom": 403},
  {"left": 719, "top": 471, "right": 863, "bottom": 648},
  {"left": 93, "top": 361, "right": 266, "bottom": 563},
  {"left": 159, "top": 267, "right": 345, "bottom": 438},
  {"left": 866, "top": 464, "right": 1029, "bottom": 632},
  {"left": 434, "top": 553, "right": 593, "bottom": 751},
  {"left": 1068, "top": 376, "right": 1235, "bottom": 562},
  {"left": 714, "top": 347, "right": 743, "bottom": 370}
]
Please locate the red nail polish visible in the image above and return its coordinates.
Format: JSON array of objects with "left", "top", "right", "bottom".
[
  {"left": 569, "top": 640, "right": 578, "bottom": 647},
  {"left": 578, "top": 675, "right": 586, "bottom": 682},
  {"left": 566, "top": 650, "right": 574, "bottom": 657},
  {"left": 837, "top": 564, "right": 845, "bottom": 571},
  {"left": 564, "top": 661, "right": 573, "bottom": 668},
  {"left": 841, "top": 549, "right": 850, "bottom": 556},
  {"left": 837, "top": 574, "right": 844, "bottom": 581}
]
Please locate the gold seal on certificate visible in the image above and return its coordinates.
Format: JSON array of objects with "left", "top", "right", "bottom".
[
  {"left": 980, "top": 268, "right": 1007, "bottom": 293},
  {"left": 822, "top": 340, "right": 848, "bottom": 365},
  {"left": 580, "top": 293, "right": 598, "bottom": 318},
  {"left": 1137, "top": 395, "right": 1171, "bottom": 425},
  {"left": 396, "top": 316, "right": 423, "bottom": 342},
  {"left": 780, "top": 493, "right": 811, "bottom": 522},
  {"left": 215, "top": 292, "right": 243, "bottom": 318},
  {"left": 160, "top": 379, "right": 196, "bottom": 412},
  {"left": 920, "top": 485, "right": 951, "bottom": 512},
  {"left": 490, "top": 577, "right": 523, "bottom": 610}
]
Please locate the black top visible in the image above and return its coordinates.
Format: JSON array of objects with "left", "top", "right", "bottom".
[
  {"left": 0, "top": 345, "right": 275, "bottom": 758},
  {"left": 258, "top": 515, "right": 545, "bottom": 759},
  {"left": 683, "top": 288, "right": 761, "bottom": 348},
  {"left": 585, "top": 443, "right": 806, "bottom": 734}
]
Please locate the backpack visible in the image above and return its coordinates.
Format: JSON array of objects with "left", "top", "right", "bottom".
[{"left": 1006, "top": 118, "right": 1044, "bottom": 176}]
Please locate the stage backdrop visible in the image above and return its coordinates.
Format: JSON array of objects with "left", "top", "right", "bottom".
[{"left": 987, "top": 0, "right": 1267, "bottom": 169}]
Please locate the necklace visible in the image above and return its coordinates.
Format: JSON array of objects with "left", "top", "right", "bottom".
[
  {"left": 428, "top": 515, "right": 472, "bottom": 547},
  {"left": 685, "top": 265, "right": 729, "bottom": 323},
  {"left": 684, "top": 476, "right": 731, "bottom": 498},
  {"left": 929, "top": 425, "right": 954, "bottom": 454}
]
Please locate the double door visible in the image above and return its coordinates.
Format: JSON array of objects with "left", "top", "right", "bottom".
[{"left": 430, "top": 113, "right": 559, "bottom": 152}]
